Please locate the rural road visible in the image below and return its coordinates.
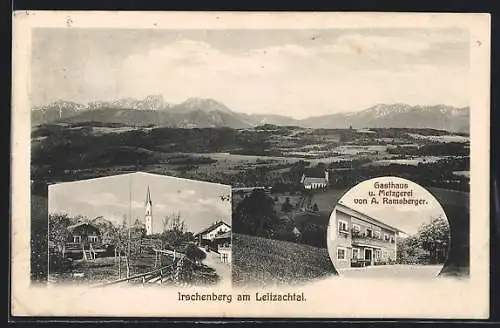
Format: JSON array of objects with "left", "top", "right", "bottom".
[{"left": 199, "top": 248, "right": 231, "bottom": 285}]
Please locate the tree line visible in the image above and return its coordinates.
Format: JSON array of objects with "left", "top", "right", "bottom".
[
  {"left": 233, "top": 189, "right": 327, "bottom": 249},
  {"left": 397, "top": 216, "right": 450, "bottom": 265}
]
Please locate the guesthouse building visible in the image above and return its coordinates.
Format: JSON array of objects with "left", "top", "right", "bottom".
[{"left": 328, "top": 203, "right": 405, "bottom": 270}]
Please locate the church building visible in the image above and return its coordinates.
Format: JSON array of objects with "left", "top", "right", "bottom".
[{"left": 301, "top": 169, "right": 329, "bottom": 190}]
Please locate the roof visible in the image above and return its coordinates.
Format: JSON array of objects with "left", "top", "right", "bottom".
[
  {"left": 303, "top": 177, "right": 327, "bottom": 185},
  {"left": 213, "top": 231, "right": 231, "bottom": 239},
  {"left": 302, "top": 169, "right": 328, "bottom": 178},
  {"left": 194, "top": 220, "right": 231, "bottom": 237},
  {"left": 336, "top": 203, "right": 406, "bottom": 234},
  {"left": 67, "top": 222, "right": 100, "bottom": 232}
]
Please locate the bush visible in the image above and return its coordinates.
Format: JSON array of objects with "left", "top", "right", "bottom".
[
  {"left": 298, "top": 222, "right": 327, "bottom": 248},
  {"left": 49, "top": 254, "right": 73, "bottom": 273},
  {"left": 184, "top": 243, "right": 206, "bottom": 262}
]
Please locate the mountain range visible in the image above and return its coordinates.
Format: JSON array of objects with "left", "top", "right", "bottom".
[{"left": 31, "top": 96, "right": 470, "bottom": 133}]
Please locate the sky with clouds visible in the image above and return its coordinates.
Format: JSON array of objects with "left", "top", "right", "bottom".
[
  {"left": 336, "top": 177, "right": 448, "bottom": 236},
  {"left": 48, "top": 172, "right": 231, "bottom": 234},
  {"left": 31, "top": 28, "right": 469, "bottom": 119}
]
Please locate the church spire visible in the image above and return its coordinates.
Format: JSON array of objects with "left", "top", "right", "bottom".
[
  {"left": 144, "top": 186, "right": 153, "bottom": 236},
  {"left": 145, "top": 185, "right": 152, "bottom": 206}
]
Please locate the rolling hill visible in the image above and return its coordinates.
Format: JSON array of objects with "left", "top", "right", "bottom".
[
  {"left": 55, "top": 107, "right": 254, "bottom": 129},
  {"left": 232, "top": 233, "right": 336, "bottom": 287}
]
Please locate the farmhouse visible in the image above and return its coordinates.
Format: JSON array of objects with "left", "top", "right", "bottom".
[
  {"left": 63, "top": 222, "right": 107, "bottom": 260},
  {"left": 328, "top": 203, "right": 405, "bottom": 270},
  {"left": 67, "top": 222, "right": 101, "bottom": 245},
  {"left": 194, "top": 220, "right": 231, "bottom": 248},
  {"left": 301, "top": 169, "right": 329, "bottom": 190}
]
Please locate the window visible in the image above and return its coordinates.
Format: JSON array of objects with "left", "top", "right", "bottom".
[
  {"left": 337, "top": 247, "right": 346, "bottom": 260},
  {"left": 384, "top": 233, "right": 390, "bottom": 241},
  {"left": 352, "top": 248, "right": 360, "bottom": 260},
  {"left": 73, "top": 235, "right": 81, "bottom": 243},
  {"left": 89, "top": 235, "right": 98, "bottom": 243},
  {"left": 366, "top": 229, "right": 373, "bottom": 238},
  {"left": 390, "top": 236, "right": 395, "bottom": 243},
  {"left": 374, "top": 231, "right": 381, "bottom": 239},
  {"left": 352, "top": 224, "right": 360, "bottom": 232},
  {"left": 338, "top": 220, "right": 348, "bottom": 233}
]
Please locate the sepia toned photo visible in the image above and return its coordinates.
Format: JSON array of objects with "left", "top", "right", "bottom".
[
  {"left": 47, "top": 172, "right": 231, "bottom": 287},
  {"left": 327, "top": 177, "right": 451, "bottom": 279},
  {"left": 11, "top": 11, "right": 490, "bottom": 318}
]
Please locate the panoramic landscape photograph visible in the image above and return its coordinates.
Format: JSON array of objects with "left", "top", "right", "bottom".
[{"left": 30, "top": 28, "right": 470, "bottom": 287}]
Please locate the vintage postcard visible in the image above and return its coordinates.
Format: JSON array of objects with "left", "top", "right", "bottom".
[{"left": 11, "top": 11, "right": 490, "bottom": 318}]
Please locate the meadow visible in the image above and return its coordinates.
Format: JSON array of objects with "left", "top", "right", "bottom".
[{"left": 232, "top": 233, "right": 336, "bottom": 287}]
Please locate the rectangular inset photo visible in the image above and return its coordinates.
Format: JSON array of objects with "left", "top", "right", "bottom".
[{"left": 48, "top": 172, "right": 231, "bottom": 287}]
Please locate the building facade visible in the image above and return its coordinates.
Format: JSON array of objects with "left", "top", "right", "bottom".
[
  {"left": 194, "top": 220, "right": 231, "bottom": 249},
  {"left": 301, "top": 170, "right": 329, "bottom": 190},
  {"left": 63, "top": 222, "right": 106, "bottom": 260},
  {"left": 213, "top": 231, "right": 231, "bottom": 264},
  {"left": 328, "top": 203, "right": 403, "bottom": 270},
  {"left": 67, "top": 222, "right": 101, "bottom": 246}
]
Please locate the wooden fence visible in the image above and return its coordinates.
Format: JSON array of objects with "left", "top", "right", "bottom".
[
  {"left": 93, "top": 248, "right": 187, "bottom": 287},
  {"left": 153, "top": 248, "right": 184, "bottom": 267},
  {"left": 95, "top": 263, "right": 177, "bottom": 287}
]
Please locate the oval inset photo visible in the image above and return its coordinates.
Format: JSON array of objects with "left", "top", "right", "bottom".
[{"left": 327, "top": 176, "right": 450, "bottom": 279}]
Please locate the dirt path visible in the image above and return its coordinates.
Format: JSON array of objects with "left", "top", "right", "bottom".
[{"left": 199, "top": 247, "right": 231, "bottom": 286}]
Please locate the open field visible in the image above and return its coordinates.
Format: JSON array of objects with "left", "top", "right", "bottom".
[
  {"left": 232, "top": 233, "right": 336, "bottom": 287},
  {"left": 306, "top": 189, "right": 350, "bottom": 215},
  {"left": 48, "top": 252, "right": 172, "bottom": 285},
  {"left": 31, "top": 124, "right": 470, "bottom": 193}
]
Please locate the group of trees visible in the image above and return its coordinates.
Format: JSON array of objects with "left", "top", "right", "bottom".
[
  {"left": 160, "top": 213, "right": 195, "bottom": 251},
  {"left": 233, "top": 189, "right": 327, "bottom": 249},
  {"left": 322, "top": 161, "right": 469, "bottom": 192},
  {"left": 48, "top": 213, "right": 144, "bottom": 277},
  {"left": 31, "top": 124, "right": 282, "bottom": 177},
  {"left": 233, "top": 189, "right": 281, "bottom": 238},
  {"left": 387, "top": 142, "right": 469, "bottom": 157},
  {"left": 397, "top": 216, "right": 450, "bottom": 265},
  {"left": 48, "top": 210, "right": 206, "bottom": 280}
]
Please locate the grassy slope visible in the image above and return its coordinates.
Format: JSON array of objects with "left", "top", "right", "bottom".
[{"left": 232, "top": 233, "right": 336, "bottom": 287}]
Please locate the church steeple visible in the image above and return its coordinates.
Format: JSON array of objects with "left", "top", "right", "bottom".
[
  {"left": 145, "top": 186, "right": 152, "bottom": 206},
  {"left": 144, "top": 186, "right": 153, "bottom": 235}
]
